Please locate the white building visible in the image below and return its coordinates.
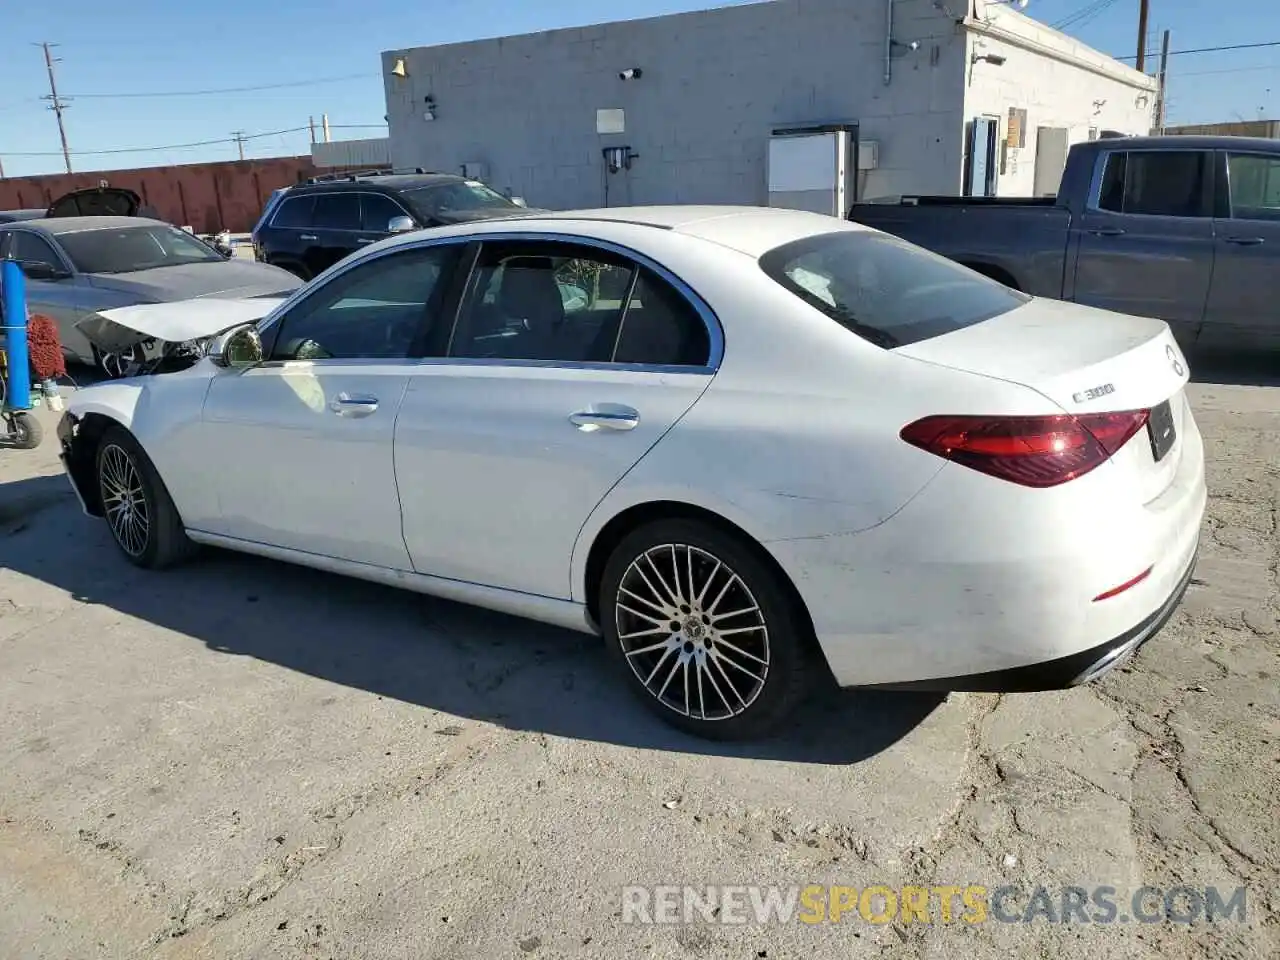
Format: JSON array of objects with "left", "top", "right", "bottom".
[{"left": 382, "top": 0, "right": 1156, "bottom": 209}]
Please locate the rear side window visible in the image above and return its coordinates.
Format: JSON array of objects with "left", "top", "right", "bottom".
[
  {"left": 272, "top": 195, "right": 316, "bottom": 229},
  {"left": 1096, "top": 151, "right": 1210, "bottom": 217},
  {"left": 759, "top": 231, "right": 1029, "bottom": 349},
  {"left": 313, "top": 193, "right": 361, "bottom": 230}
]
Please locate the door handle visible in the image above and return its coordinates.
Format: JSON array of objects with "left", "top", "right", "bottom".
[
  {"left": 1225, "top": 236, "right": 1265, "bottom": 246},
  {"left": 299, "top": 234, "right": 318, "bottom": 241},
  {"left": 355, "top": 237, "right": 375, "bottom": 245},
  {"left": 569, "top": 406, "right": 640, "bottom": 431},
  {"left": 328, "top": 393, "right": 379, "bottom": 417},
  {"left": 1089, "top": 227, "right": 1126, "bottom": 237}
]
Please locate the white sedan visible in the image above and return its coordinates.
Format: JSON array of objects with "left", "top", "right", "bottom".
[{"left": 56, "top": 206, "right": 1206, "bottom": 740}]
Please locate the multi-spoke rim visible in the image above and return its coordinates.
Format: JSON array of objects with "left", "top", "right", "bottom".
[
  {"left": 615, "top": 543, "right": 770, "bottom": 721},
  {"left": 99, "top": 444, "right": 150, "bottom": 557},
  {"left": 100, "top": 346, "right": 139, "bottom": 379}
]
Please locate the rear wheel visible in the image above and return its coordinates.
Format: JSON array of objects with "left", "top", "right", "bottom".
[
  {"left": 600, "top": 519, "right": 814, "bottom": 740},
  {"left": 95, "top": 426, "right": 197, "bottom": 569}
]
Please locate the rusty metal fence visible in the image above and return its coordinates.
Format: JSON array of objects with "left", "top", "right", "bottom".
[{"left": 0, "top": 156, "right": 326, "bottom": 233}]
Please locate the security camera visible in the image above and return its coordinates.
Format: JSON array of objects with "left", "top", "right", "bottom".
[
  {"left": 987, "top": 54, "right": 1006, "bottom": 65},
  {"left": 619, "top": 67, "right": 643, "bottom": 81}
]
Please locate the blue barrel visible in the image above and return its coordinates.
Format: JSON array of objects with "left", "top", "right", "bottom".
[{"left": 1, "top": 259, "right": 31, "bottom": 410}]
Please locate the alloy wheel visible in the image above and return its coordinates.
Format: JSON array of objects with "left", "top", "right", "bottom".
[
  {"left": 614, "top": 543, "right": 770, "bottom": 721},
  {"left": 99, "top": 443, "right": 151, "bottom": 557},
  {"left": 100, "top": 346, "right": 140, "bottom": 379}
]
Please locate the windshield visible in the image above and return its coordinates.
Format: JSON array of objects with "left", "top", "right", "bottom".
[
  {"left": 401, "top": 181, "right": 519, "bottom": 220},
  {"left": 758, "top": 229, "right": 1030, "bottom": 348},
  {"left": 58, "top": 225, "right": 224, "bottom": 274}
]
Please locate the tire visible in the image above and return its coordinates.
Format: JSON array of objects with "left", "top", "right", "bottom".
[
  {"left": 600, "top": 519, "right": 814, "bottom": 740},
  {"left": 7, "top": 412, "right": 43, "bottom": 449},
  {"left": 95, "top": 425, "right": 197, "bottom": 569}
]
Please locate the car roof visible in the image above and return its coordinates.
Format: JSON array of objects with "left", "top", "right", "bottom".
[
  {"left": 0, "top": 209, "right": 47, "bottom": 222},
  {"left": 14, "top": 215, "right": 170, "bottom": 234},
  {"left": 1087, "top": 134, "right": 1280, "bottom": 152},
  {"left": 292, "top": 173, "right": 467, "bottom": 194},
  {"left": 370, "top": 205, "right": 873, "bottom": 258}
]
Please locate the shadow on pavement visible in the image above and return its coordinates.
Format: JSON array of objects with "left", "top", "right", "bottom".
[
  {"left": 0, "top": 474, "right": 943, "bottom": 765},
  {"left": 1189, "top": 350, "right": 1280, "bottom": 388}
]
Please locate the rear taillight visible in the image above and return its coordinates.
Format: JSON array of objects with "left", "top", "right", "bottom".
[{"left": 900, "top": 410, "right": 1150, "bottom": 488}]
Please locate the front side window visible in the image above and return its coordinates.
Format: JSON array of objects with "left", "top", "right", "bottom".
[
  {"left": 449, "top": 243, "right": 635, "bottom": 362},
  {"left": 10, "top": 232, "right": 63, "bottom": 270},
  {"left": 1227, "top": 153, "right": 1280, "bottom": 221},
  {"left": 265, "top": 245, "right": 461, "bottom": 361},
  {"left": 1096, "top": 150, "right": 1210, "bottom": 217},
  {"left": 759, "top": 230, "right": 1030, "bottom": 348},
  {"left": 57, "top": 225, "right": 223, "bottom": 274},
  {"left": 361, "top": 194, "right": 411, "bottom": 232}
]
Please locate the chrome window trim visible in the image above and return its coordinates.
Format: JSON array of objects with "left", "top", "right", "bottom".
[
  {"left": 1085, "top": 147, "right": 1215, "bottom": 220},
  {"left": 255, "top": 229, "right": 725, "bottom": 373}
]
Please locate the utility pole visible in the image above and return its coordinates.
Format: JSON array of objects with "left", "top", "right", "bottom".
[
  {"left": 37, "top": 42, "right": 73, "bottom": 173},
  {"left": 231, "top": 130, "right": 247, "bottom": 161},
  {"left": 1135, "top": 0, "right": 1150, "bottom": 72},
  {"left": 1155, "top": 29, "right": 1171, "bottom": 133}
]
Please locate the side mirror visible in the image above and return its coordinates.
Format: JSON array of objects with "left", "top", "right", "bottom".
[
  {"left": 21, "top": 260, "right": 70, "bottom": 281},
  {"left": 387, "top": 215, "right": 416, "bottom": 234},
  {"left": 210, "top": 324, "right": 264, "bottom": 368}
]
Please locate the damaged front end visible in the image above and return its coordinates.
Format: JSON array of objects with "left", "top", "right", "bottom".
[{"left": 75, "top": 296, "right": 286, "bottom": 377}]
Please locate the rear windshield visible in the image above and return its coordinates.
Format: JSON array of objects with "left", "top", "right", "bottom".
[{"left": 758, "top": 230, "right": 1029, "bottom": 348}]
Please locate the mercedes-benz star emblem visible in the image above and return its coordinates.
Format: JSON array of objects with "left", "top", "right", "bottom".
[{"left": 1166, "top": 344, "right": 1186, "bottom": 378}]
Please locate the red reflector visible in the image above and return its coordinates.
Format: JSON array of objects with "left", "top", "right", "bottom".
[
  {"left": 1093, "top": 566, "right": 1154, "bottom": 602},
  {"left": 900, "top": 410, "right": 1150, "bottom": 488}
]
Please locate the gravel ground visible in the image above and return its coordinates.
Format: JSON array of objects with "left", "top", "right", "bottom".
[{"left": 0, "top": 363, "right": 1277, "bottom": 960}]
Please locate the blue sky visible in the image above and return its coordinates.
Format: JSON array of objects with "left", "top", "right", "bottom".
[{"left": 0, "top": 0, "right": 1276, "bottom": 178}]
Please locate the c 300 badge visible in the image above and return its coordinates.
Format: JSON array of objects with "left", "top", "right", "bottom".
[{"left": 1072, "top": 382, "right": 1116, "bottom": 404}]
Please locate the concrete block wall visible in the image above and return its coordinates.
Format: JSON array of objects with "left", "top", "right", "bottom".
[
  {"left": 383, "top": 0, "right": 968, "bottom": 210},
  {"left": 961, "top": 8, "right": 1157, "bottom": 197}
]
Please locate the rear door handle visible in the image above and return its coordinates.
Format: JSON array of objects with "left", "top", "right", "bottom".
[
  {"left": 355, "top": 237, "right": 375, "bottom": 245},
  {"left": 569, "top": 405, "right": 640, "bottom": 431},
  {"left": 299, "top": 234, "right": 318, "bottom": 241},
  {"left": 1225, "top": 236, "right": 1265, "bottom": 246},
  {"left": 328, "top": 392, "right": 379, "bottom": 417},
  {"left": 1089, "top": 227, "right": 1126, "bottom": 237}
]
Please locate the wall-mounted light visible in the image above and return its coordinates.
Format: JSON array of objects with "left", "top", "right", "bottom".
[
  {"left": 618, "top": 67, "right": 643, "bottom": 81},
  {"left": 972, "top": 52, "right": 1007, "bottom": 66},
  {"left": 389, "top": 57, "right": 408, "bottom": 78},
  {"left": 890, "top": 39, "right": 920, "bottom": 58}
]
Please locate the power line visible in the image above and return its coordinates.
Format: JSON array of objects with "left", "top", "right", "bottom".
[
  {"left": 60, "top": 73, "right": 380, "bottom": 100},
  {"left": 1114, "top": 39, "right": 1280, "bottom": 61},
  {"left": 2, "top": 122, "right": 386, "bottom": 158}
]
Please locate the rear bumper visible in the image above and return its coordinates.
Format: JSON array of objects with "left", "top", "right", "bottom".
[{"left": 860, "top": 542, "right": 1198, "bottom": 692}]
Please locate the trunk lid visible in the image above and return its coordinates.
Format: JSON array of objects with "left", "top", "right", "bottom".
[
  {"left": 46, "top": 186, "right": 143, "bottom": 219},
  {"left": 895, "top": 297, "right": 1191, "bottom": 502}
]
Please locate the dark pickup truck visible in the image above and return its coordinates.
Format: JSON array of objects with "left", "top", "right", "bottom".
[{"left": 848, "top": 135, "right": 1280, "bottom": 354}]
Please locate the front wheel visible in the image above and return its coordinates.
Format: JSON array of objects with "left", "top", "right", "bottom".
[
  {"left": 4, "top": 412, "right": 43, "bottom": 449},
  {"left": 93, "top": 345, "right": 142, "bottom": 380},
  {"left": 95, "top": 426, "right": 197, "bottom": 569},
  {"left": 600, "top": 519, "right": 815, "bottom": 740}
]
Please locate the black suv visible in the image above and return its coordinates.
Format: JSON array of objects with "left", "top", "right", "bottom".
[{"left": 251, "top": 172, "right": 538, "bottom": 280}]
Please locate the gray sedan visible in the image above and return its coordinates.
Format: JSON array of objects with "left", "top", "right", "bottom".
[{"left": 0, "top": 216, "right": 301, "bottom": 377}]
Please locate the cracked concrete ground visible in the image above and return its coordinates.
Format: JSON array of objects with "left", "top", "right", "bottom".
[{"left": 1, "top": 367, "right": 1277, "bottom": 959}]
